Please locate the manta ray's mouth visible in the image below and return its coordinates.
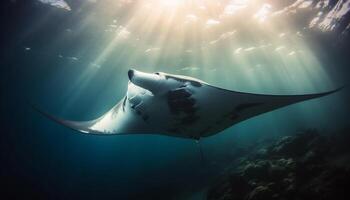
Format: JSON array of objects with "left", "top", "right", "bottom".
[
  {"left": 127, "top": 69, "right": 162, "bottom": 94},
  {"left": 128, "top": 69, "right": 135, "bottom": 81}
]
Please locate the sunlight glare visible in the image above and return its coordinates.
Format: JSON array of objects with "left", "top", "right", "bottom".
[{"left": 161, "top": 0, "right": 184, "bottom": 7}]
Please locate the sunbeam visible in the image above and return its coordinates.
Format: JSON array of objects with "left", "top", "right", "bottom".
[{"left": 27, "top": 0, "right": 342, "bottom": 130}]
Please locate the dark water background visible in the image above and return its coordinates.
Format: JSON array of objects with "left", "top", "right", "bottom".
[{"left": 1, "top": 1, "right": 350, "bottom": 199}]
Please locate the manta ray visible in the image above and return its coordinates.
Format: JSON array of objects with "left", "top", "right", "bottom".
[{"left": 38, "top": 69, "right": 341, "bottom": 140}]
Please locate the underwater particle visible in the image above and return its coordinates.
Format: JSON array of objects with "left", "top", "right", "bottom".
[
  {"left": 296, "top": 31, "right": 303, "bottom": 37},
  {"left": 180, "top": 66, "right": 199, "bottom": 71},
  {"left": 109, "top": 24, "right": 118, "bottom": 28},
  {"left": 209, "top": 31, "right": 236, "bottom": 45},
  {"left": 253, "top": 3, "right": 272, "bottom": 23},
  {"left": 205, "top": 19, "right": 220, "bottom": 28},
  {"left": 275, "top": 46, "right": 285, "bottom": 51},
  {"left": 58, "top": 54, "right": 64, "bottom": 58},
  {"left": 144, "top": 47, "right": 160, "bottom": 54},
  {"left": 116, "top": 26, "right": 131, "bottom": 40},
  {"left": 271, "top": 0, "right": 311, "bottom": 17},
  {"left": 298, "top": 0, "right": 313, "bottom": 9},
  {"left": 288, "top": 51, "right": 296, "bottom": 56},
  {"left": 67, "top": 56, "right": 79, "bottom": 61},
  {"left": 234, "top": 47, "right": 242, "bottom": 54},
  {"left": 198, "top": 5, "right": 206, "bottom": 10},
  {"left": 279, "top": 33, "right": 286, "bottom": 38},
  {"left": 222, "top": 1, "right": 247, "bottom": 16},
  {"left": 65, "top": 28, "right": 72, "bottom": 33},
  {"left": 38, "top": 0, "right": 71, "bottom": 11},
  {"left": 184, "top": 14, "right": 199, "bottom": 24},
  {"left": 90, "top": 63, "right": 102, "bottom": 68},
  {"left": 24, "top": 47, "right": 31, "bottom": 51},
  {"left": 244, "top": 47, "right": 256, "bottom": 52},
  {"left": 259, "top": 43, "right": 272, "bottom": 48},
  {"left": 316, "top": 0, "right": 330, "bottom": 9},
  {"left": 255, "top": 64, "right": 263, "bottom": 68},
  {"left": 309, "top": 12, "right": 322, "bottom": 29}
]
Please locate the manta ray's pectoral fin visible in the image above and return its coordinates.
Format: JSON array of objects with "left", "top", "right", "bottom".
[
  {"left": 227, "top": 86, "right": 344, "bottom": 123},
  {"left": 32, "top": 103, "right": 127, "bottom": 135}
]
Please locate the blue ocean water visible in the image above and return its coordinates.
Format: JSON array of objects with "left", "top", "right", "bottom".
[{"left": 1, "top": 1, "right": 350, "bottom": 199}]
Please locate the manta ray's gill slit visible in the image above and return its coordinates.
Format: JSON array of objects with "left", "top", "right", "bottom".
[{"left": 122, "top": 97, "right": 127, "bottom": 112}]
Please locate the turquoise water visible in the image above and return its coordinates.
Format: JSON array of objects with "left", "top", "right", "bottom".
[{"left": 2, "top": 1, "right": 349, "bottom": 199}]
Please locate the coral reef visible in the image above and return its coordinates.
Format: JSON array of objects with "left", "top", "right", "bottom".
[{"left": 207, "top": 129, "right": 350, "bottom": 200}]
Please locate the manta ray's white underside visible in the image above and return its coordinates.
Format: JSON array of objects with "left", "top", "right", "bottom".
[{"left": 36, "top": 70, "right": 341, "bottom": 139}]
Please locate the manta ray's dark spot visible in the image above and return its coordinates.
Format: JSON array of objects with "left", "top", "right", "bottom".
[
  {"left": 169, "top": 100, "right": 197, "bottom": 115},
  {"left": 167, "top": 88, "right": 196, "bottom": 114},
  {"left": 235, "top": 103, "right": 264, "bottom": 112},
  {"left": 167, "top": 87, "right": 199, "bottom": 125},
  {"left": 171, "top": 99, "right": 196, "bottom": 110},
  {"left": 168, "top": 88, "right": 192, "bottom": 99},
  {"left": 181, "top": 115, "right": 199, "bottom": 125},
  {"left": 183, "top": 105, "right": 197, "bottom": 114}
]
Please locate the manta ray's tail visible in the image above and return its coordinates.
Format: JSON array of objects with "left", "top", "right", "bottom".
[{"left": 195, "top": 139, "right": 206, "bottom": 165}]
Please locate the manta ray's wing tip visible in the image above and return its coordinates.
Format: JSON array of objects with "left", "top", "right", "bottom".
[
  {"left": 31, "top": 104, "right": 130, "bottom": 136},
  {"left": 336, "top": 85, "right": 346, "bottom": 92},
  {"left": 322, "top": 85, "right": 345, "bottom": 96},
  {"left": 30, "top": 103, "right": 95, "bottom": 134}
]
